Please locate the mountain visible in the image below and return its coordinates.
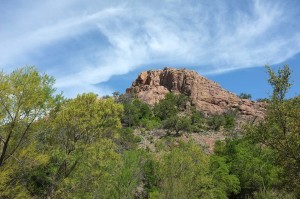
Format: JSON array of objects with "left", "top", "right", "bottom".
[{"left": 126, "top": 67, "right": 265, "bottom": 120}]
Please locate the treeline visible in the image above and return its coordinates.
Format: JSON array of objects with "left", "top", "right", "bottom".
[{"left": 0, "top": 65, "right": 299, "bottom": 198}]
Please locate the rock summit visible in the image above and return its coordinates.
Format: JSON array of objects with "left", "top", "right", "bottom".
[{"left": 127, "top": 67, "right": 265, "bottom": 120}]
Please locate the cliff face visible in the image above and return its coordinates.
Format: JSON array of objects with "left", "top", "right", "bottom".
[{"left": 126, "top": 67, "right": 265, "bottom": 119}]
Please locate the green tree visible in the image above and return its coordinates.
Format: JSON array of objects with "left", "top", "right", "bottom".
[
  {"left": 248, "top": 65, "right": 300, "bottom": 194},
  {"left": 209, "top": 155, "right": 240, "bottom": 197},
  {"left": 256, "top": 98, "right": 269, "bottom": 103},
  {"left": 0, "top": 66, "right": 57, "bottom": 197},
  {"left": 113, "top": 127, "right": 141, "bottom": 151},
  {"left": 43, "top": 93, "right": 123, "bottom": 196},
  {"left": 154, "top": 142, "right": 214, "bottom": 198},
  {"left": 0, "top": 66, "right": 56, "bottom": 167},
  {"left": 55, "top": 139, "right": 122, "bottom": 198},
  {"left": 266, "top": 65, "right": 291, "bottom": 102},
  {"left": 0, "top": 138, "right": 50, "bottom": 198}
]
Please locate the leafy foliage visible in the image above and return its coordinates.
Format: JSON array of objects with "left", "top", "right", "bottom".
[{"left": 207, "top": 111, "right": 237, "bottom": 131}]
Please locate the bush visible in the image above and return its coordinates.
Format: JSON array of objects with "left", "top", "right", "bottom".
[
  {"left": 207, "top": 115, "right": 225, "bottom": 131},
  {"left": 176, "top": 116, "right": 192, "bottom": 134},
  {"left": 114, "top": 128, "right": 141, "bottom": 151},
  {"left": 151, "top": 142, "right": 239, "bottom": 198},
  {"left": 163, "top": 115, "right": 192, "bottom": 136},
  {"left": 256, "top": 98, "right": 269, "bottom": 102},
  {"left": 252, "top": 189, "right": 296, "bottom": 199},
  {"left": 238, "top": 93, "right": 252, "bottom": 100},
  {"left": 190, "top": 109, "right": 205, "bottom": 132},
  {"left": 153, "top": 93, "right": 189, "bottom": 120},
  {"left": 224, "top": 110, "right": 237, "bottom": 130},
  {"left": 122, "top": 99, "right": 153, "bottom": 127},
  {"left": 140, "top": 118, "right": 161, "bottom": 130}
]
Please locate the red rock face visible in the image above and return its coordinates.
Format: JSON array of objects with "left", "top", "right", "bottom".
[{"left": 127, "top": 67, "right": 265, "bottom": 119}]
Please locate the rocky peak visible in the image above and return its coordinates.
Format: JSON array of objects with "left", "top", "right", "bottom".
[{"left": 126, "top": 67, "right": 265, "bottom": 119}]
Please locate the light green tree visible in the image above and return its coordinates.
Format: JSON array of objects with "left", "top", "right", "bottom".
[
  {"left": 55, "top": 139, "right": 122, "bottom": 199},
  {"left": 152, "top": 142, "right": 239, "bottom": 198},
  {"left": 0, "top": 66, "right": 56, "bottom": 167},
  {"left": 0, "top": 66, "right": 56, "bottom": 198},
  {"left": 115, "top": 150, "right": 147, "bottom": 199},
  {"left": 44, "top": 93, "right": 123, "bottom": 197}
]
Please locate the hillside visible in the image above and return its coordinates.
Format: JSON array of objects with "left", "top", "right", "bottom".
[{"left": 127, "top": 67, "right": 265, "bottom": 120}]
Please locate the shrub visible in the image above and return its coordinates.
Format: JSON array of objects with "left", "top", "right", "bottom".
[
  {"left": 153, "top": 93, "right": 189, "bottom": 120},
  {"left": 190, "top": 109, "right": 205, "bottom": 132},
  {"left": 256, "top": 98, "right": 269, "bottom": 102},
  {"left": 114, "top": 128, "right": 141, "bottom": 151},
  {"left": 163, "top": 115, "right": 192, "bottom": 136},
  {"left": 207, "top": 115, "right": 225, "bottom": 131},
  {"left": 238, "top": 93, "right": 252, "bottom": 100},
  {"left": 140, "top": 118, "right": 161, "bottom": 130},
  {"left": 224, "top": 110, "right": 237, "bottom": 130},
  {"left": 122, "top": 99, "right": 153, "bottom": 127}
]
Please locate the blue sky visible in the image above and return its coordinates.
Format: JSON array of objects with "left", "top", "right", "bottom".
[{"left": 0, "top": 0, "right": 299, "bottom": 99}]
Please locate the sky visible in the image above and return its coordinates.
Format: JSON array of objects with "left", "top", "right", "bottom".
[{"left": 0, "top": 0, "right": 299, "bottom": 99}]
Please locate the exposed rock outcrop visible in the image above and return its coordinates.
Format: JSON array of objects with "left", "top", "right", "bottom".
[{"left": 126, "top": 67, "right": 265, "bottom": 120}]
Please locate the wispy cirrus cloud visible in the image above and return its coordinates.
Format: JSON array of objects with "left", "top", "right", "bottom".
[{"left": 0, "top": 0, "right": 299, "bottom": 96}]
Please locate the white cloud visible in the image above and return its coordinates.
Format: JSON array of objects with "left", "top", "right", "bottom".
[{"left": 0, "top": 0, "right": 299, "bottom": 97}]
